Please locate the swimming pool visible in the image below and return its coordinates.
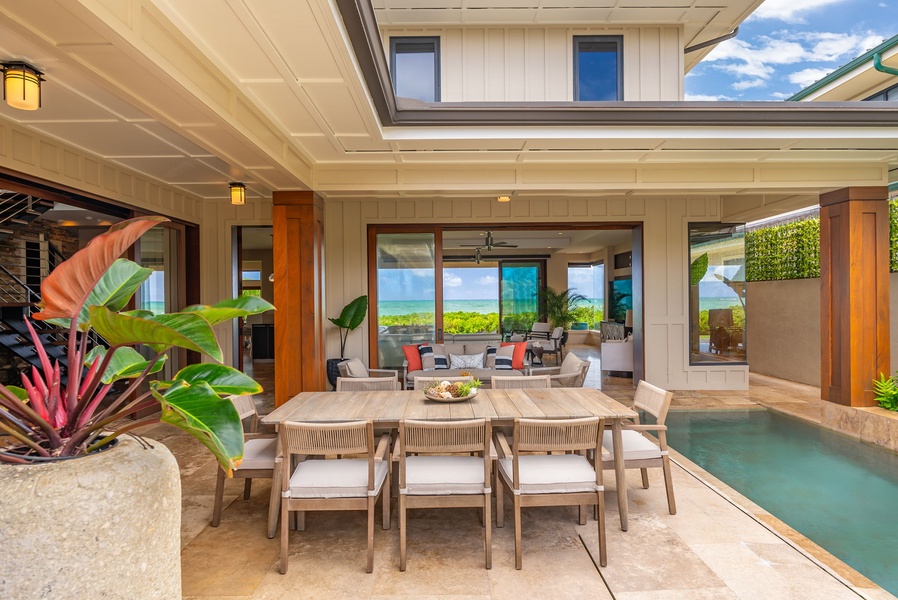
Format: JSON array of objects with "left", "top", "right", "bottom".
[{"left": 664, "top": 409, "right": 898, "bottom": 596}]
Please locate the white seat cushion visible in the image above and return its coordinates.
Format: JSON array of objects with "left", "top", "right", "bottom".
[
  {"left": 602, "top": 430, "right": 664, "bottom": 461},
  {"left": 289, "top": 458, "right": 388, "bottom": 498},
  {"left": 343, "top": 358, "right": 369, "bottom": 377},
  {"left": 403, "top": 455, "right": 487, "bottom": 495},
  {"left": 498, "top": 454, "right": 601, "bottom": 494},
  {"left": 237, "top": 437, "right": 277, "bottom": 470}
]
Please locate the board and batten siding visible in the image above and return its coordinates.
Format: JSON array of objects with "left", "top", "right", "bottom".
[
  {"left": 325, "top": 196, "right": 748, "bottom": 391},
  {"left": 380, "top": 26, "right": 684, "bottom": 102}
]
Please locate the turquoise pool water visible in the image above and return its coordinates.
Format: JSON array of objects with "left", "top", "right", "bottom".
[{"left": 664, "top": 410, "right": 898, "bottom": 596}]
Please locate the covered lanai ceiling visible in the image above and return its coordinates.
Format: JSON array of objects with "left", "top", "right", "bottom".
[{"left": 0, "top": 0, "right": 895, "bottom": 219}]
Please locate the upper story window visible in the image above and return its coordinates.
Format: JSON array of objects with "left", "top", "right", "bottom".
[
  {"left": 865, "top": 81, "right": 898, "bottom": 102},
  {"left": 390, "top": 36, "right": 440, "bottom": 102},
  {"left": 573, "top": 36, "right": 623, "bottom": 101}
]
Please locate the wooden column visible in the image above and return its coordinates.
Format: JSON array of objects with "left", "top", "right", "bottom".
[
  {"left": 820, "top": 186, "right": 890, "bottom": 407},
  {"left": 273, "top": 191, "right": 326, "bottom": 406}
]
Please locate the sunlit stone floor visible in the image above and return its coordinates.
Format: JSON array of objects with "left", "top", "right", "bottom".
[{"left": 135, "top": 347, "right": 894, "bottom": 599}]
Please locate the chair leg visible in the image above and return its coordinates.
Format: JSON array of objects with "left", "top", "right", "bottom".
[
  {"left": 243, "top": 478, "right": 253, "bottom": 500},
  {"left": 484, "top": 493, "right": 492, "bottom": 570},
  {"left": 641, "top": 468, "right": 649, "bottom": 489},
  {"left": 279, "top": 500, "right": 290, "bottom": 574},
  {"left": 578, "top": 504, "right": 587, "bottom": 526},
  {"left": 496, "top": 474, "right": 504, "bottom": 528},
  {"left": 211, "top": 467, "right": 226, "bottom": 527},
  {"left": 399, "top": 494, "right": 408, "bottom": 571},
  {"left": 661, "top": 456, "right": 677, "bottom": 515},
  {"left": 382, "top": 484, "right": 391, "bottom": 530},
  {"left": 267, "top": 465, "right": 281, "bottom": 539},
  {"left": 513, "top": 496, "right": 523, "bottom": 570},
  {"left": 597, "top": 492, "right": 607, "bottom": 567},
  {"left": 367, "top": 496, "right": 375, "bottom": 574}
]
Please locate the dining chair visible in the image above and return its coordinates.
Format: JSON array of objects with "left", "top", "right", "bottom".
[
  {"left": 278, "top": 420, "right": 391, "bottom": 574},
  {"left": 336, "top": 376, "right": 401, "bottom": 391},
  {"left": 491, "top": 375, "right": 551, "bottom": 389},
  {"left": 396, "top": 418, "right": 493, "bottom": 571},
  {"left": 530, "top": 353, "right": 591, "bottom": 387},
  {"left": 495, "top": 417, "right": 607, "bottom": 568},
  {"left": 211, "top": 395, "right": 281, "bottom": 539},
  {"left": 412, "top": 375, "right": 474, "bottom": 390},
  {"left": 601, "top": 380, "right": 677, "bottom": 515}
]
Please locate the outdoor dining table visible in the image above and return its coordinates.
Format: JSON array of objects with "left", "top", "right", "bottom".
[{"left": 262, "top": 386, "right": 639, "bottom": 531}]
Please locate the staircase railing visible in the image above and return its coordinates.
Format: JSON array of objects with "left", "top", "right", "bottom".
[{"left": 0, "top": 193, "right": 41, "bottom": 226}]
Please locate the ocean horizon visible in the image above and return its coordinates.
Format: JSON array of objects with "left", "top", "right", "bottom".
[{"left": 378, "top": 297, "right": 740, "bottom": 316}]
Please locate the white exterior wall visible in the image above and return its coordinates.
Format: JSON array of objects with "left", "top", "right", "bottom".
[
  {"left": 324, "top": 196, "right": 748, "bottom": 391},
  {"left": 381, "top": 26, "right": 684, "bottom": 102}
]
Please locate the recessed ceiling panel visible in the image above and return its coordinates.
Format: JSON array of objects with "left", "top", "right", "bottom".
[
  {"left": 246, "top": 84, "right": 323, "bottom": 135},
  {"left": 303, "top": 84, "right": 369, "bottom": 136},
  {"left": 110, "top": 156, "right": 229, "bottom": 183},
  {"left": 246, "top": 0, "right": 342, "bottom": 82},
  {"left": 28, "top": 121, "right": 184, "bottom": 157}
]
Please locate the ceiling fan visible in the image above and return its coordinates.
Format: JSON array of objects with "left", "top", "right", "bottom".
[{"left": 460, "top": 231, "right": 518, "bottom": 252}]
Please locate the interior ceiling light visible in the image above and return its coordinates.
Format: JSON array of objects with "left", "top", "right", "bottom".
[
  {"left": 229, "top": 182, "right": 246, "bottom": 206},
  {"left": 2, "top": 61, "right": 43, "bottom": 111},
  {"left": 497, "top": 195, "right": 511, "bottom": 203}
]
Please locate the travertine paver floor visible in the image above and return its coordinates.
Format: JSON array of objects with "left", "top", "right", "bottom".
[{"left": 145, "top": 348, "right": 894, "bottom": 599}]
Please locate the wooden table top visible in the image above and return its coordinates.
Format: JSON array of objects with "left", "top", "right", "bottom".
[{"left": 262, "top": 387, "right": 636, "bottom": 427}]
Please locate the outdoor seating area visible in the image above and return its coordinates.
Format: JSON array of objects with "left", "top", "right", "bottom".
[{"left": 164, "top": 365, "right": 887, "bottom": 599}]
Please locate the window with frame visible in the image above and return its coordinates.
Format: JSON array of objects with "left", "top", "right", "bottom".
[
  {"left": 390, "top": 36, "right": 440, "bottom": 103},
  {"left": 573, "top": 36, "right": 623, "bottom": 101},
  {"left": 865, "top": 81, "right": 898, "bottom": 102}
]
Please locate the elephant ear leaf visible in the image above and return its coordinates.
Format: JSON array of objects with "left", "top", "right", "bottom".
[
  {"left": 33, "top": 216, "right": 167, "bottom": 323},
  {"left": 85, "top": 346, "right": 167, "bottom": 384},
  {"left": 329, "top": 295, "right": 367, "bottom": 329},
  {"left": 47, "top": 259, "right": 153, "bottom": 331},
  {"left": 171, "top": 363, "right": 262, "bottom": 396},
  {"left": 183, "top": 296, "right": 275, "bottom": 326},
  {"left": 156, "top": 382, "right": 244, "bottom": 475},
  {"left": 690, "top": 253, "right": 709, "bottom": 286}
]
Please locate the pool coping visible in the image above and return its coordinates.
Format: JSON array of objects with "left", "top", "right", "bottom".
[{"left": 665, "top": 420, "right": 896, "bottom": 600}]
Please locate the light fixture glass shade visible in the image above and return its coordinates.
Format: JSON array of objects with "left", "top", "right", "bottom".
[
  {"left": 229, "top": 182, "right": 246, "bottom": 205},
  {"left": 497, "top": 195, "right": 511, "bottom": 203},
  {"left": 624, "top": 310, "right": 633, "bottom": 328},
  {"left": 3, "top": 62, "right": 42, "bottom": 111}
]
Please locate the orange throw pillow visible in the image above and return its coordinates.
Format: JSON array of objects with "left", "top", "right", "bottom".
[
  {"left": 500, "top": 341, "right": 527, "bottom": 370},
  {"left": 402, "top": 345, "right": 423, "bottom": 372}
]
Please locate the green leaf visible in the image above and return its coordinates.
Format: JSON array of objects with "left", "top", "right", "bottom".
[
  {"left": 122, "top": 309, "right": 156, "bottom": 319},
  {"left": 85, "top": 346, "right": 167, "bottom": 384},
  {"left": 32, "top": 216, "right": 168, "bottom": 323},
  {"left": 89, "top": 306, "right": 223, "bottom": 362},
  {"left": 328, "top": 295, "right": 368, "bottom": 330},
  {"left": 5, "top": 386, "right": 28, "bottom": 402},
  {"left": 183, "top": 296, "right": 275, "bottom": 326},
  {"left": 46, "top": 259, "right": 153, "bottom": 331},
  {"left": 155, "top": 382, "right": 244, "bottom": 474},
  {"left": 171, "top": 363, "right": 262, "bottom": 396},
  {"left": 689, "top": 253, "right": 708, "bottom": 287}
]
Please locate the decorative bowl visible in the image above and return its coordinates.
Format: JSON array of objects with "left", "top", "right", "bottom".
[{"left": 424, "top": 388, "right": 477, "bottom": 403}]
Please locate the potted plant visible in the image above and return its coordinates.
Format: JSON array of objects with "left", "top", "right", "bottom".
[
  {"left": 326, "top": 294, "right": 368, "bottom": 389},
  {"left": 538, "top": 287, "right": 587, "bottom": 331},
  {"left": 0, "top": 216, "right": 273, "bottom": 599}
]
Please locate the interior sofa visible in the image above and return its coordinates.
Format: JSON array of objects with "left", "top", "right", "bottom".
[{"left": 401, "top": 341, "right": 525, "bottom": 389}]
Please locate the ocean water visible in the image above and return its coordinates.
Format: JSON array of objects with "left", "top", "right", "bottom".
[{"left": 377, "top": 298, "right": 601, "bottom": 316}]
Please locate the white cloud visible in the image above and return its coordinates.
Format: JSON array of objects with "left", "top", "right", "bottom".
[
  {"left": 769, "top": 91, "right": 793, "bottom": 99},
  {"left": 788, "top": 67, "right": 833, "bottom": 87},
  {"left": 443, "top": 273, "right": 463, "bottom": 287},
  {"left": 752, "top": 0, "right": 849, "bottom": 23},
  {"left": 684, "top": 93, "right": 734, "bottom": 101},
  {"left": 732, "top": 78, "right": 767, "bottom": 91},
  {"left": 479, "top": 275, "right": 498, "bottom": 285}
]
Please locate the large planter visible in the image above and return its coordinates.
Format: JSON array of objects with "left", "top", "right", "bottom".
[
  {"left": 326, "top": 357, "right": 344, "bottom": 390},
  {"left": 0, "top": 436, "right": 182, "bottom": 599}
]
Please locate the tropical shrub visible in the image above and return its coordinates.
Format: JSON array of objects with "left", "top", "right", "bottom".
[
  {"left": 873, "top": 373, "right": 898, "bottom": 411},
  {"left": 0, "top": 217, "right": 273, "bottom": 471}
]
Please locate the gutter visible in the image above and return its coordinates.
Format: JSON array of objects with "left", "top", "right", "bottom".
[
  {"left": 874, "top": 52, "right": 898, "bottom": 77},
  {"left": 684, "top": 28, "right": 739, "bottom": 54},
  {"left": 790, "top": 34, "right": 898, "bottom": 100}
]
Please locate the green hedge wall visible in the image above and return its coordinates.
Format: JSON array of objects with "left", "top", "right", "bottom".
[{"left": 745, "top": 200, "right": 898, "bottom": 282}]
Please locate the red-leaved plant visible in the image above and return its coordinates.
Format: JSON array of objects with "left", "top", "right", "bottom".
[{"left": 0, "top": 216, "right": 273, "bottom": 472}]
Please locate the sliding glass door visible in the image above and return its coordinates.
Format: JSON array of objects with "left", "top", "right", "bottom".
[
  {"left": 374, "top": 231, "right": 440, "bottom": 369},
  {"left": 499, "top": 262, "right": 541, "bottom": 334}
]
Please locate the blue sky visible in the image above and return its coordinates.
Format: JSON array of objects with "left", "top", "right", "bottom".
[{"left": 686, "top": 0, "right": 898, "bottom": 101}]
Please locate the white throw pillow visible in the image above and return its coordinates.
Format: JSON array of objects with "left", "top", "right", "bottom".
[{"left": 449, "top": 353, "right": 484, "bottom": 369}]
